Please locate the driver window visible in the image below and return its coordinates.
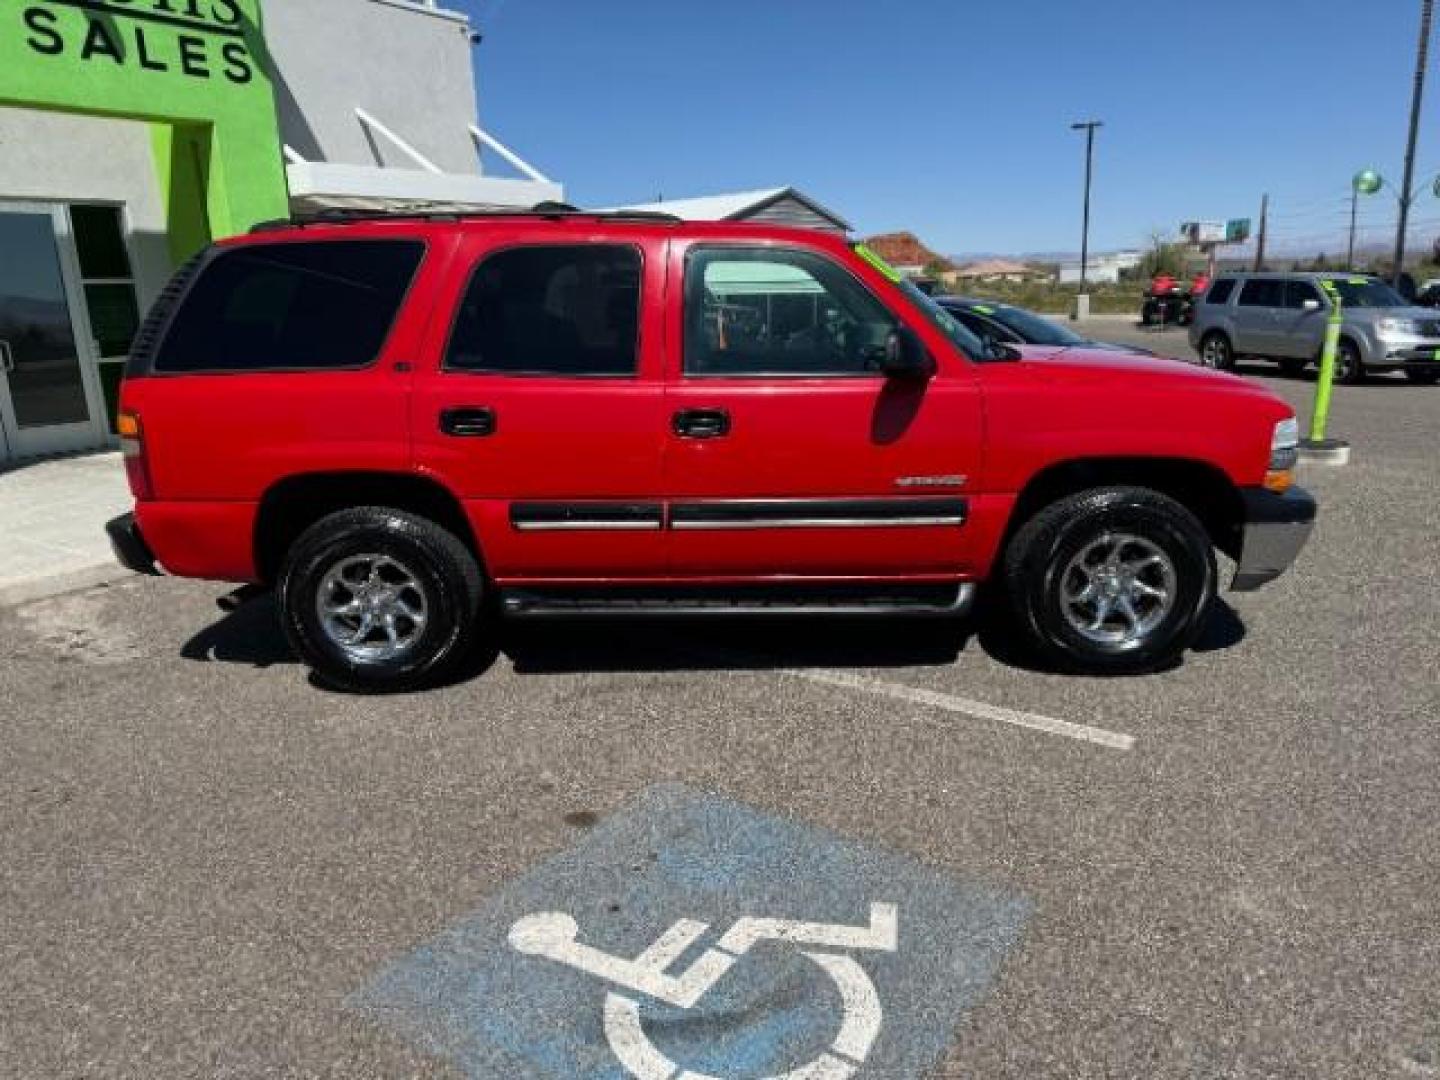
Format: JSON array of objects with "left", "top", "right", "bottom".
[
  {"left": 684, "top": 247, "right": 896, "bottom": 376},
  {"left": 1284, "top": 281, "right": 1322, "bottom": 309}
]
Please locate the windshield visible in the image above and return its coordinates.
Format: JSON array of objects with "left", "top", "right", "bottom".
[
  {"left": 1325, "top": 277, "right": 1406, "bottom": 308},
  {"left": 895, "top": 280, "right": 995, "bottom": 359},
  {"left": 985, "top": 304, "right": 1088, "bottom": 346},
  {"left": 850, "top": 241, "right": 995, "bottom": 360}
]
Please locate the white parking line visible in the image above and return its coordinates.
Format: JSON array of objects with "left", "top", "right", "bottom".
[{"left": 795, "top": 669, "right": 1135, "bottom": 752}]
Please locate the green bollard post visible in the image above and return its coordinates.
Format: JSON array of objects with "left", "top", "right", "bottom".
[{"left": 1300, "top": 279, "right": 1351, "bottom": 465}]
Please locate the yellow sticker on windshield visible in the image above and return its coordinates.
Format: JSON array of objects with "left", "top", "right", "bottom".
[
  {"left": 1348, "top": 278, "right": 1368, "bottom": 285},
  {"left": 852, "top": 243, "right": 902, "bottom": 283},
  {"left": 974, "top": 304, "right": 997, "bottom": 315}
]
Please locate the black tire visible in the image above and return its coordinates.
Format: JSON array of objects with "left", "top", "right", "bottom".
[
  {"left": 1198, "top": 331, "right": 1234, "bottom": 371},
  {"left": 279, "top": 507, "right": 484, "bottom": 692},
  {"left": 1405, "top": 367, "right": 1440, "bottom": 385},
  {"left": 1003, "top": 487, "right": 1218, "bottom": 676},
  {"left": 1333, "top": 339, "right": 1365, "bottom": 385},
  {"left": 1277, "top": 357, "right": 1310, "bottom": 378}
]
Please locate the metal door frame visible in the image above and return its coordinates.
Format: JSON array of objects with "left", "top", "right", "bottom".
[{"left": 0, "top": 200, "right": 110, "bottom": 463}]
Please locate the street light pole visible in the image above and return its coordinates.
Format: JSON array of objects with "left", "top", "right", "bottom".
[
  {"left": 1071, "top": 120, "right": 1103, "bottom": 319},
  {"left": 1393, "top": 0, "right": 1433, "bottom": 284},
  {"left": 1348, "top": 184, "right": 1359, "bottom": 269}
]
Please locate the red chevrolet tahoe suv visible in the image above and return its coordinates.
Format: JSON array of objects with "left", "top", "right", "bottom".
[{"left": 106, "top": 209, "right": 1315, "bottom": 690}]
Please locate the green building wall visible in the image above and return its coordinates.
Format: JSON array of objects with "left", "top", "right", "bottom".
[{"left": 0, "top": 0, "right": 290, "bottom": 260}]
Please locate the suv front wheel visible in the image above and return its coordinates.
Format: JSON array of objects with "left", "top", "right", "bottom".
[
  {"left": 1198, "top": 331, "right": 1234, "bottom": 370},
  {"left": 279, "top": 507, "right": 484, "bottom": 692},
  {"left": 1333, "top": 340, "right": 1365, "bottom": 385},
  {"left": 1003, "top": 487, "right": 1217, "bottom": 675}
]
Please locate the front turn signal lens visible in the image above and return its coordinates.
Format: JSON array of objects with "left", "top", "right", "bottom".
[{"left": 1263, "top": 468, "right": 1295, "bottom": 493}]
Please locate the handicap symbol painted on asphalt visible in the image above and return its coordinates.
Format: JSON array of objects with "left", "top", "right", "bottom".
[
  {"left": 350, "top": 785, "right": 1030, "bottom": 1078},
  {"left": 510, "top": 903, "right": 898, "bottom": 1078}
]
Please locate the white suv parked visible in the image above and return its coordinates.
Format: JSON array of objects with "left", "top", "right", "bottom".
[{"left": 1188, "top": 272, "right": 1440, "bottom": 385}]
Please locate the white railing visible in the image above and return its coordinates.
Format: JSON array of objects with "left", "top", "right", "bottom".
[
  {"left": 469, "top": 125, "right": 551, "bottom": 183},
  {"left": 283, "top": 110, "right": 555, "bottom": 193},
  {"left": 354, "top": 108, "right": 442, "bottom": 173}
]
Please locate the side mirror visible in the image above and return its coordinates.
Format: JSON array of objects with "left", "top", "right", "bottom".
[
  {"left": 879, "top": 327, "right": 933, "bottom": 379},
  {"left": 1302, "top": 299, "right": 1322, "bottom": 312}
]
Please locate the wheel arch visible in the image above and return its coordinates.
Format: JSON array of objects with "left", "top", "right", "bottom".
[
  {"left": 254, "top": 471, "right": 479, "bottom": 584},
  {"left": 1004, "top": 456, "right": 1245, "bottom": 562},
  {"left": 1335, "top": 333, "right": 1365, "bottom": 360}
]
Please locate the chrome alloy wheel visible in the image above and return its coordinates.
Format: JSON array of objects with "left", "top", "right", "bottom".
[
  {"left": 316, "top": 553, "right": 429, "bottom": 663},
  {"left": 1059, "top": 532, "right": 1177, "bottom": 650},
  {"left": 1201, "top": 335, "right": 1229, "bottom": 368}
]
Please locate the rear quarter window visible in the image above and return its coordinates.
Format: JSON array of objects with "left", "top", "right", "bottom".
[
  {"left": 1237, "top": 279, "right": 1284, "bottom": 308},
  {"left": 1205, "top": 278, "right": 1237, "bottom": 305},
  {"left": 154, "top": 239, "right": 424, "bottom": 373}
]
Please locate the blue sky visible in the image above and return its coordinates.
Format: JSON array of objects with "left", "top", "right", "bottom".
[{"left": 455, "top": 0, "right": 1440, "bottom": 257}]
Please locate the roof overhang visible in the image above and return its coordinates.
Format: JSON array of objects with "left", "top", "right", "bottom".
[{"left": 286, "top": 162, "right": 564, "bottom": 213}]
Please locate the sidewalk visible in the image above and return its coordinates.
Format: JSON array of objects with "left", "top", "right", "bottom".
[{"left": 0, "top": 452, "right": 133, "bottom": 606}]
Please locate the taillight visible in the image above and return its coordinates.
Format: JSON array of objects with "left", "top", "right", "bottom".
[{"left": 117, "top": 410, "right": 153, "bottom": 500}]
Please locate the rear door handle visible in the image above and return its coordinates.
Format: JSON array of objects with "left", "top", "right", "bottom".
[
  {"left": 673, "top": 408, "right": 731, "bottom": 439},
  {"left": 440, "top": 406, "right": 496, "bottom": 437}
]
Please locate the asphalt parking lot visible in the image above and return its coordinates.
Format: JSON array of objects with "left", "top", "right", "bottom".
[{"left": 3, "top": 331, "right": 1438, "bottom": 1078}]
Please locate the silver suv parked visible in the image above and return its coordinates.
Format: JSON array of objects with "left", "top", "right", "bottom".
[{"left": 1188, "top": 272, "right": 1440, "bottom": 385}]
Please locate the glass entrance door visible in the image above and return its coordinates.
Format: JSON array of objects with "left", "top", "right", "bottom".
[{"left": 0, "top": 203, "right": 105, "bottom": 461}]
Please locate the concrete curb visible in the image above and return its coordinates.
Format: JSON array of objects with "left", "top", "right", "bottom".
[{"left": 0, "top": 563, "right": 137, "bottom": 610}]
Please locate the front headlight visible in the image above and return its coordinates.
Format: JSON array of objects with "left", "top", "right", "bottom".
[
  {"left": 1266, "top": 417, "right": 1300, "bottom": 491},
  {"left": 1378, "top": 317, "right": 1422, "bottom": 337}
]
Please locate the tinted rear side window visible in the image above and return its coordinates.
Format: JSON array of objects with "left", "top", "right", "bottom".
[
  {"left": 446, "top": 244, "right": 642, "bottom": 376},
  {"left": 155, "top": 240, "right": 423, "bottom": 372},
  {"left": 1284, "top": 280, "right": 1323, "bottom": 308},
  {"left": 1206, "top": 278, "right": 1237, "bottom": 305},
  {"left": 1237, "top": 279, "right": 1284, "bottom": 307}
]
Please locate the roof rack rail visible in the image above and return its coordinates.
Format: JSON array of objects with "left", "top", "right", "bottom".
[{"left": 249, "top": 203, "right": 682, "bottom": 233}]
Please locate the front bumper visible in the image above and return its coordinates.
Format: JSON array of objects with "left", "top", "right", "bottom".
[
  {"left": 1232, "top": 487, "right": 1317, "bottom": 591},
  {"left": 105, "top": 512, "right": 161, "bottom": 576},
  {"left": 1382, "top": 344, "right": 1440, "bottom": 367}
]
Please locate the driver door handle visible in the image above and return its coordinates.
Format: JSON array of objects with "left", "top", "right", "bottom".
[
  {"left": 673, "top": 408, "right": 731, "bottom": 439},
  {"left": 439, "top": 406, "right": 496, "bottom": 437}
]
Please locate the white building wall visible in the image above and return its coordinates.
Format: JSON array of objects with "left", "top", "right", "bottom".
[
  {"left": 0, "top": 107, "right": 172, "bottom": 309},
  {"left": 262, "top": 0, "right": 482, "bottom": 176}
]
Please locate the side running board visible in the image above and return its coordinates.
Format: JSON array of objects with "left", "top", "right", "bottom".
[{"left": 499, "top": 583, "right": 975, "bottom": 619}]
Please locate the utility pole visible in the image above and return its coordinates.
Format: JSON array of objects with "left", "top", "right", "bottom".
[
  {"left": 1393, "top": 0, "right": 1433, "bottom": 284},
  {"left": 1347, "top": 185, "right": 1359, "bottom": 269},
  {"left": 1253, "top": 193, "right": 1269, "bottom": 272},
  {"left": 1071, "top": 120, "right": 1103, "bottom": 319}
]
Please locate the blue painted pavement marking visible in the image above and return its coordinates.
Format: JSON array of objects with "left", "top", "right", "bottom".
[{"left": 350, "top": 784, "right": 1030, "bottom": 1078}]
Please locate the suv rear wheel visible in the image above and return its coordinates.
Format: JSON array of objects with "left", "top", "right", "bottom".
[
  {"left": 1198, "top": 331, "right": 1234, "bottom": 370},
  {"left": 1003, "top": 486, "right": 1217, "bottom": 675},
  {"left": 279, "top": 507, "right": 483, "bottom": 692}
]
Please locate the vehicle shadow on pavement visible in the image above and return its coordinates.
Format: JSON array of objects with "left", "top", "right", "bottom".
[
  {"left": 180, "top": 588, "right": 294, "bottom": 668},
  {"left": 968, "top": 595, "right": 1246, "bottom": 675},
  {"left": 501, "top": 616, "right": 973, "bottom": 675},
  {"left": 179, "top": 589, "right": 1247, "bottom": 686}
]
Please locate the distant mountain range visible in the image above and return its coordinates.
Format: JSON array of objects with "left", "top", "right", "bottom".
[
  {"left": 951, "top": 235, "right": 1440, "bottom": 265},
  {"left": 950, "top": 252, "right": 1079, "bottom": 264}
]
